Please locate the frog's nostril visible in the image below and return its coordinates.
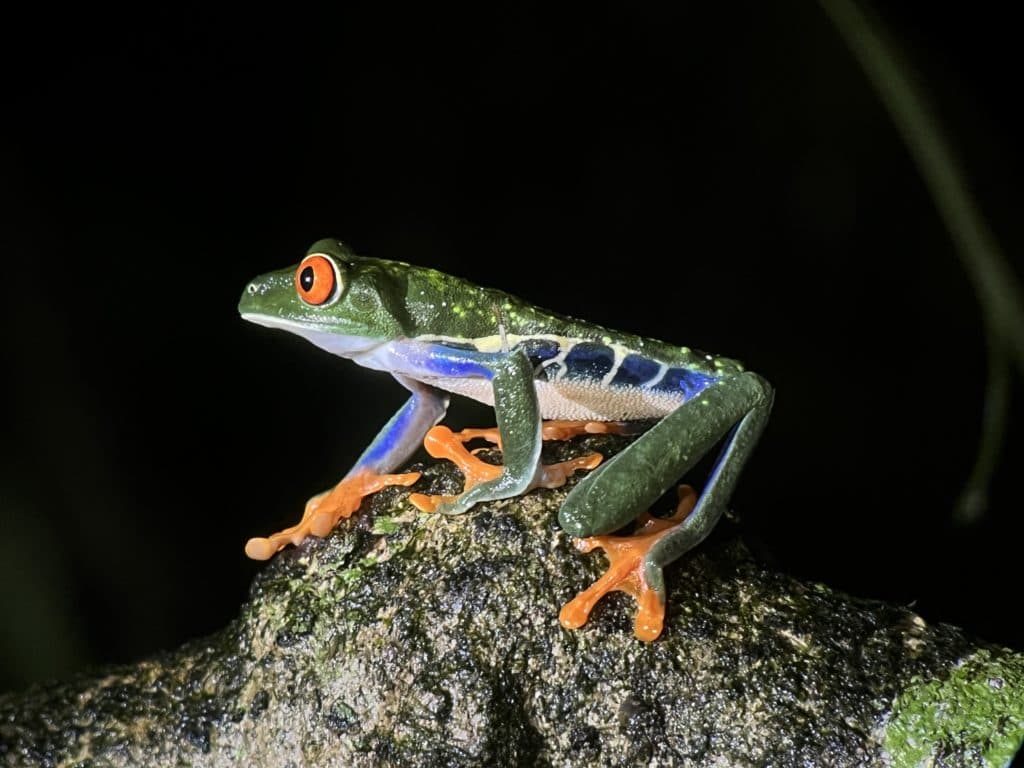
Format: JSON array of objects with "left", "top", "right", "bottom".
[{"left": 247, "top": 283, "right": 257, "bottom": 295}]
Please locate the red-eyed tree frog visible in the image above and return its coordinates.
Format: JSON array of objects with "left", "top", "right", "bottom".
[{"left": 239, "top": 239, "right": 773, "bottom": 641}]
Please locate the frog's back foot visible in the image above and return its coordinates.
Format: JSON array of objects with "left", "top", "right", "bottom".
[{"left": 559, "top": 485, "right": 697, "bottom": 642}]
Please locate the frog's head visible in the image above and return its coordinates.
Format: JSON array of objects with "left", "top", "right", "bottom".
[{"left": 239, "top": 239, "right": 409, "bottom": 358}]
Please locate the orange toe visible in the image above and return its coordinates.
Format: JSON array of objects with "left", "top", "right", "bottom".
[
  {"left": 411, "top": 424, "right": 607, "bottom": 512},
  {"left": 422, "top": 426, "right": 504, "bottom": 486},
  {"left": 410, "top": 426, "right": 504, "bottom": 512},
  {"left": 540, "top": 419, "right": 632, "bottom": 441},
  {"left": 245, "top": 470, "right": 420, "bottom": 560},
  {"left": 559, "top": 485, "right": 697, "bottom": 641},
  {"left": 535, "top": 453, "right": 604, "bottom": 488}
]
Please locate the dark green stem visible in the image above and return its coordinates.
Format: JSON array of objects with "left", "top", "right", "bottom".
[{"left": 818, "top": 0, "right": 1023, "bottom": 520}]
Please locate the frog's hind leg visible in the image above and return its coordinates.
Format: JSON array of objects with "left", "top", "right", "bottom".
[
  {"left": 558, "top": 372, "right": 773, "bottom": 641},
  {"left": 560, "top": 486, "right": 697, "bottom": 641}
]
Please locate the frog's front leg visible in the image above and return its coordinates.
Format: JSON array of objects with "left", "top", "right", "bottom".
[
  {"left": 244, "top": 377, "right": 448, "bottom": 559},
  {"left": 410, "top": 350, "right": 598, "bottom": 515},
  {"left": 407, "top": 419, "right": 622, "bottom": 513},
  {"left": 559, "top": 372, "right": 773, "bottom": 641}
]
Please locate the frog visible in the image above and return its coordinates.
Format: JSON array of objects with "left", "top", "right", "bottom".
[{"left": 238, "top": 239, "right": 773, "bottom": 641}]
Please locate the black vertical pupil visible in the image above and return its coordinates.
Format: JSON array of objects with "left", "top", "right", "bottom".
[{"left": 300, "top": 266, "right": 315, "bottom": 292}]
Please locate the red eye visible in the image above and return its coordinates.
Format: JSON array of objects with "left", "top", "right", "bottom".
[{"left": 295, "top": 254, "right": 336, "bottom": 305}]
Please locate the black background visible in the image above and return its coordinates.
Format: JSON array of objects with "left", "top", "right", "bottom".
[{"left": 2, "top": 4, "right": 1022, "bottom": 691}]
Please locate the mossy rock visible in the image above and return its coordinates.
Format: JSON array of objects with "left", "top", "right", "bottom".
[{"left": 2, "top": 435, "right": 1022, "bottom": 766}]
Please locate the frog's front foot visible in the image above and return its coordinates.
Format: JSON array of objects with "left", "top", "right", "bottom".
[
  {"left": 559, "top": 485, "right": 697, "bottom": 642},
  {"left": 245, "top": 470, "right": 421, "bottom": 560},
  {"left": 408, "top": 421, "right": 616, "bottom": 514}
]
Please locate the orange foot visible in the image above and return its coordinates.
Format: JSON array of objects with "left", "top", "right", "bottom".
[
  {"left": 559, "top": 485, "right": 697, "bottom": 642},
  {"left": 245, "top": 470, "right": 421, "bottom": 560},
  {"left": 408, "top": 421, "right": 618, "bottom": 513},
  {"left": 540, "top": 419, "right": 634, "bottom": 441}
]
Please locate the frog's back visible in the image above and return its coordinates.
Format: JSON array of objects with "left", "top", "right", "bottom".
[{"left": 386, "top": 257, "right": 745, "bottom": 421}]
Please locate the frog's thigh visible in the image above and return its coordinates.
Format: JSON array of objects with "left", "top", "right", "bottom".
[
  {"left": 558, "top": 375, "right": 765, "bottom": 537},
  {"left": 646, "top": 397, "right": 770, "bottom": 574}
]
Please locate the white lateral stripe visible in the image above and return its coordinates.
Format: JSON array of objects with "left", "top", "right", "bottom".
[
  {"left": 602, "top": 347, "right": 626, "bottom": 386},
  {"left": 413, "top": 332, "right": 570, "bottom": 353},
  {"left": 647, "top": 362, "right": 670, "bottom": 388},
  {"left": 542, "top": 343, "right": 571, "bottom": 380}
]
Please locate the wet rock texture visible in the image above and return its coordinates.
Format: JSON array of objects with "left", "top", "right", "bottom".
[{"left": 2, "top": 435, "right": 1022, "bottom": 767}]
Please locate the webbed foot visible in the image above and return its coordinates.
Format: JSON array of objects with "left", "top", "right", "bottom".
[
  {"left": 408, "top": 421, "right": 616, "bottom": 514},
  {"left": 559, "top": 485, "right": 697, "bottom": 642},
  {"left": 245, "top": 470, "right": 421, "bottom": 560}
]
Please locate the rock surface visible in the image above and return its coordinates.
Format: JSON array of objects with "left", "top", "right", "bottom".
[{"left": 2, "top": 435, "right": 1022, "bottom": 767}]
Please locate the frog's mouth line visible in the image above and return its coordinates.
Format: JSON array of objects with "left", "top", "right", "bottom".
[{"left": 241, "top": 312, "right": 382, "bottom": 359}]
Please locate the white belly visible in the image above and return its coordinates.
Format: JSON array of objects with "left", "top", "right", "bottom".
[{"left": 417, "top": 376, "right": 684, "bottom": 421}]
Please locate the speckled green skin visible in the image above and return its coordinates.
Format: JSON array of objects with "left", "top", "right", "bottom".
[
  {"left": 2, "top": 436, "right": 1021, "bottom": 767},
  {"left": 241, "top": 238, "right": 742, "bottom": 375}
]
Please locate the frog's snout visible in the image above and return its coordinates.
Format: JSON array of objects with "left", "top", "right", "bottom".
[
  {"left": 238, "top": 266, "right": 296, "bottom": 318},
  {"left": 243, "top": 277, "right": 271, "bottom": 298},
  {"left": 238, "top": 276, "right": 271, "bottom": 316}
]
